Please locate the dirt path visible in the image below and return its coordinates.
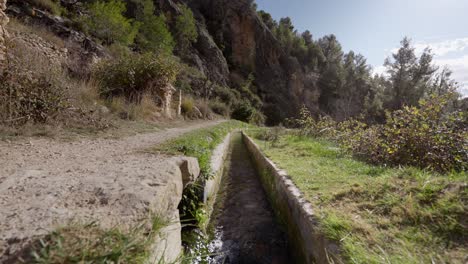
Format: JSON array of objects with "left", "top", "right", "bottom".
[{"left": 0, "top": 120, "right": 222, "bottom": 261}]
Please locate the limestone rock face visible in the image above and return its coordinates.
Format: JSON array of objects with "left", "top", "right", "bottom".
[
  {"left": 0, "top": 0, "right": 8, "bottom": 64},
  {"left": 157, "top": 0, "right": 230, "bottom": 86},
  {"left": 184, "top": 0, "right": 320, "bottom": 124},
  {"left": 201, "top": 0, "right": 320, "bottom": 124}
]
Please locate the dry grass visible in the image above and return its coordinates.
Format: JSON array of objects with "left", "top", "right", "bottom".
[
  {"left": 30, "top": 215, "right": 169, "bottom": 263},
  {"left": 7, "top": 18, "right": 66, "bottom": 49},
  {"left": 26, "top": 0, "right": 63, "bottom": 15},
  {"left": 105, "top": 94, "right": 161, "bottom": 121}
]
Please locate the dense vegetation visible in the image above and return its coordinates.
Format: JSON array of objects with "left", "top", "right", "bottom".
[{"left": 290, "top": 94, "right": 467, "bottom": 173}]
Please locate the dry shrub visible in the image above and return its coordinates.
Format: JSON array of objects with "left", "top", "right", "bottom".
[
  {"left": 25, "top": 0, "right": 63, "bottom": 15},
  {"left": 209, "top": 99, "right": 230, "bottom": 117},
  {"left": 0, "top": 34, "right": 108, "bottom": 132},
  {"left": 7, "top": 18, "right": 65, "bottom": 49},
  {"left": 131, "top": 94, "right": 160, "bottom": 120},
  {"left": 195, "top": 99, "right": 213, "bottom": 119},
  {"left": 94, "top": 53, "right": 179, "bottom": 103},
  {"left": 0, "top": 39, "right": 68, "bottom": 126},
  {"left": 106, "top": 94, "right": 159, "bottom": 121}
]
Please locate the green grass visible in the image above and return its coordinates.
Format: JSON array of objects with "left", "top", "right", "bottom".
[
  {"left": 154, "top": 120, "right": 249, "bottom": 177},
  {"left": 31, "top": 214, "right": 169, "bottom": 264},
  {"left": 248, "top": 129, "right": 467, "bottom": 264}
]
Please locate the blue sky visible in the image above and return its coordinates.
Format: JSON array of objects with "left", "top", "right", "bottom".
[{"left": 255, "top": 0, "right": 468, "bottom": 96}]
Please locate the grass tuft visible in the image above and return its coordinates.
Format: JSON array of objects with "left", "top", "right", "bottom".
[{"left": 31, "top": 215, "right": 169, "bottom": 264}]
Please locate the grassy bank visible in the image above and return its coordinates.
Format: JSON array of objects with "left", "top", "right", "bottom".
[
  {"left": 154, "top": 120, "right": 249, "bottom": 177},
  {"left": 248, "top": 129, "right": 467, "bottom": 263}
]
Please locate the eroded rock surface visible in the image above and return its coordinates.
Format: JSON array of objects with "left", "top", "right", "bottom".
[
  {"left": 0, "top": 0, "right": 8, "bottom": 63},
  {"left": 0, "top": 121, "right": 220, "bottom": 263},
  {"left": 184, "top": 0, "right": 320, "bottom": 124}
]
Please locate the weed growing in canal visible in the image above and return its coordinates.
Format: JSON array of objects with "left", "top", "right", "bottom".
[{"left": 30, "top": 214, "right": 169, "bottom": 263}]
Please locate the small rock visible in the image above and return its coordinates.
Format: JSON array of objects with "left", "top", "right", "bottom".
[{"left": 173, "top": 157, "right": 200, "bottom": 188}]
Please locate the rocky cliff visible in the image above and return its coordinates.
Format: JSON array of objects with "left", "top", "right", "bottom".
[
  {"left": 182, "top": 0, "right": 321, "bottom": 124},
  {"left": 156, "top": 0, "right": 320, "bottom": 124}
]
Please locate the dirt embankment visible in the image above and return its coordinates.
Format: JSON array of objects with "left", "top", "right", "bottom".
[{"left": 0, "top": 120, "right": 222, "bottom": 262}]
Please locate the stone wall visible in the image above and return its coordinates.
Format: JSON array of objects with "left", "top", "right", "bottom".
[
  {"left": 203, "top": 132, "right": 232, "bottom": 217},
  {"left": 242, "top": 132, "right": 343, "bottom": 264},
  {"left": 0, "top": 0, "right": 8, "bottom": 64}
]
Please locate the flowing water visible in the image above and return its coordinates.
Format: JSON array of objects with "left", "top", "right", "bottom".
[{"left": 207, "top": 133, "right": 293, "bottom": 263}]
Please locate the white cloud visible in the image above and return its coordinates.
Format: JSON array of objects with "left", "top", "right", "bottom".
[
  {"left": 435, "top": 55, "right": 468, "bottom": 97},
  {"left": 372, "top": 65, "right": 387, "bottom": 76},
  {"left": 376, "top": 37, "right": 468, "bottom": 97},
  {"left": 414, "top": 38, "right": 468, "bottom": 57}
]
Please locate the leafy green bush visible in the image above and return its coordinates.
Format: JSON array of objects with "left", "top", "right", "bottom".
[
  {"left": 293, "top": 94, "right": 467, "bottom": 172},
  {"left": 351, "top": 94, "right": 467, "bottom": 172},
  {"left": 82, "top": 0, "right": 140, "bottom": 46},
  {"left": 292, "top": 106, "right": 339, "bottom": 138},
  {"left": 174, "top": 4, "right": 198, "bottom": 52},
  {"left": 94, "top": 53, "right": 179, "bottom": 103},
  {"left": 231, "top": 101, "right": 265, "bottom": 125}
]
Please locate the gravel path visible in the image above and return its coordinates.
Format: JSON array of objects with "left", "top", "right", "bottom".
[{"left": 0, "top": 120, "right": 222, "bottom": 262}]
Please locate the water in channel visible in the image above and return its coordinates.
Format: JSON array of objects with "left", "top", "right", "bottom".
[{"left": 207, "top": 132, "right": 293, "bottom": 264}]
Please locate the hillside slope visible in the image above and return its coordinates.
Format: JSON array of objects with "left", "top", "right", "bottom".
[{"left": 145, "top": 0, "right": 318, "bottom": 124}]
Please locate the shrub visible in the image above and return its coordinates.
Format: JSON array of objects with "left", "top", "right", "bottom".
[
  {"left": 209, "top": 99, "right": 230, "bottom": 117},
  {"left": 82, "top": 0, "right": 140, "bottom": 46},
  {"left": 0, "top": 41, "right": 67, "bottom": 126},
  {"left": 212, "top": 84, "right": 240, "bottom": 105},
  {"left": 175, "top": 64, "right": 205, "bottom": 93},
  {"left": 292, "top": 106, "right": 339, "bottom": 138},
  {"left": 195, "top": 99, "right": 213, "bottom": 119},
  {"left": 181, "top": 97, "right": 195, "bottom": 115},
  {"left": 366, "top": 94, "right": 467, "bottom": 172},
  {"left": 231, "top": 101, "right": 265, "bottom": 125},
  {"left": 94, "top": 53, "right": 179, "bottom": 103},
  {"left": 174, "top": 4, "right": 198, "bottom": 52},
  {"left": 293, "top": 94, "right": 467, "bottom": 172}
]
